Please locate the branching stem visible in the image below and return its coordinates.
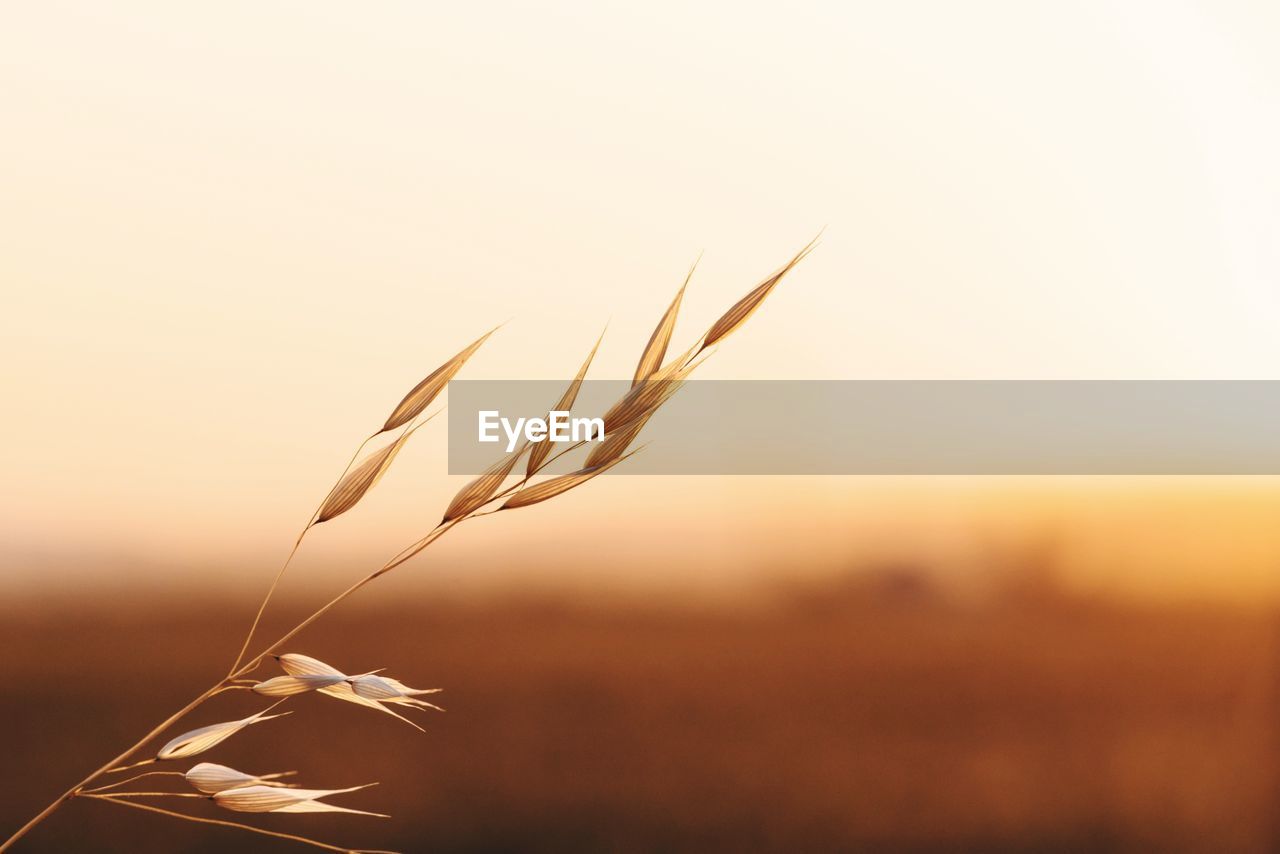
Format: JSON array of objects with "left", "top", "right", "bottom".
[{"left": 2, "top": 350, "right": 688, "bottom": 852}]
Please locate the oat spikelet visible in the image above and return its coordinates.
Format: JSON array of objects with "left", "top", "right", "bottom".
[
  {"left": 503, "top": 450, "right": 639, "bottom": 510},
  {"left": 584, "top": 411, "right": 653, "bottom": 469},
  {"left": 632, "top": 259, "right": 696, "bottom": 387},
  {"left": 0, "top": 240, "right": 818, "bottom": 854},
  {"left": 700, "top": 236, "right": 818, "bottom": 352},
  {"left": 442, "top": 446, "right": 525, "bottom": 523},
  {"left": 251, "top": 674, "right": 348, "bottom": 697},
  {"left": 590, "top": 362, "right": 694, "bottom": 466},
  {"left": 319, "top": 683, "right": 425, "bottom": 730},
  {"left": 382, "top": 328, "right": 496, "bottom": 432},
  {"left": 213, "top": 784, "right": 385, "bottom": 817},
  {"left": 315, "top": 419, "right": 426, "bottom": 524},
  {"left": 275, "top": 653, "right": 347, "bottom": 678},
  {"left": 269, "top": 797, "right": 387, "bottom": 816},
  {"left": 155, "top": 707, "right": 290, "bottom": 761},
  {"left": 601, "top": 355, "right": 695, "bottom": 434},
  {"left": 184, "top": 763, "right": 295, "bottom": 795},
  {"left": 527, "top": 328, "right": 605, "bottom": 476},
  {"left": 348, "top": 675, "right": 445, "bottom": 712},
  {"left": 276, "top": 654, "right": 428, "bottom": 732}
]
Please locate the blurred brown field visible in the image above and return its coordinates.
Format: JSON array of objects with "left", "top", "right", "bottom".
[{"left": 2, "top": 573, "right": 1277, "bottom": 853}]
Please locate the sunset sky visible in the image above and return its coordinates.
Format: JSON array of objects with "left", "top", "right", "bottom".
[{"left": 4, "top": 1, "right": 1280, "bottom": 604}]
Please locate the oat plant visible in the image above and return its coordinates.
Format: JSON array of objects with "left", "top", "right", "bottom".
[{"left": 0, "top": 238, "right": 816, "bottom": 853}]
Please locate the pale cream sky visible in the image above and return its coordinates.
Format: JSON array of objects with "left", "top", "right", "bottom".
[{"left": 3, "top": 1, "right": 1280, "bottom": 603}]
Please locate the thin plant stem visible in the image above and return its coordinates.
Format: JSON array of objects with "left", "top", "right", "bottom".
[
  {"left": 0, "top": 682, "right": 223, "bottom": 850},
  {"left": 229, "top": 521, "right": 460, "bottom": 677},
  {"left": 227, "top": 537, "right": 308, "bottom": 676},
  {"left": 0, "top": 240, "right": 811, "bottom": 852},
  {"left": 228, "top": 430, "right": 378, "bottom": 674},
  {"left": 83, "top": 772, "right": 184, "bottom": 794},
  {"left": 229, "top": 408, "right": 441, "bottom": 675},
  {"left": 2, "top": 390, "right": 651, "bottom": 851},
  {"left": 2, "top": 424, "right": 627, "bottom": 850},
  {"left": 105, "top": 759, "right": 157, "bottom": 774},
  {"left": 85, "top": 792, "right": 203, "bottom": 799},
  {"left": 231, "top": 449, "right": 583, "bottom": 686},
  {"left": 1, "top": 500, "right": 471, "bottom": 849},
  {"left": 230, "top": 446, "right": 572, "bottom": 680}
]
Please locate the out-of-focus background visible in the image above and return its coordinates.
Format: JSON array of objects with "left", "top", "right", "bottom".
[
  {"left": 5, "top": 582, "right": 1280, "bottom": 852},
  {"left": 4, "top": 1, "right": 1280, "bottom": 851}
]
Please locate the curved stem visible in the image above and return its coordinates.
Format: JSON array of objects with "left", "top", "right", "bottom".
[
  {"left": 2, "top": 412, "right": 599, "bottom": 850},
  {"left": 0, "top": 681, "right": 224, "bottom": 851},
  {"left": 230, "top": 525, "right": 455, "bottom": 678},
  {"left": 85, "top": 792, "right": 203, "bottom": 799},
  {"left": 229, "top": 431, "right": 377, "bottom": 674},
  {"left": 0, "top": 278, "right": 735, "bottom": 851},
  {"left": 228, "top": 409, "right": 439, "bottom": 676},
  {"left": 83, "top": 771, "right": 184, "bottom": 794},
  {"left": 1, "top": 505, "right": 467, "bottom": 849},
  {"left": 227, "top": 537, "right": 307, "bottom": 676}
]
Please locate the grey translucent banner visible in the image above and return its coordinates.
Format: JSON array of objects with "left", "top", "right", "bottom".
[{"left": 446, "top": 381, "right": 1280, "bottom": 475}]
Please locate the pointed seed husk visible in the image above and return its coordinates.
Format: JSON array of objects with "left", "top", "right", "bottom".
[
  {"left": 442, "top": 446, "right": 524, "bottom": 523},
  {"left": 601, "top": 344, "right": 697, "bottom": 434},
  {"left": 276, "top": 653, "right": 344, "bottom": 678},
  {"left": 315, "top": 424, "right": 422, "bottom": 524},
  {"left": 184, "top": 763, "right": 294, "bottom": 794},
  {"left": 272, "top": 798, "right": 388, "bottom": 817},
  {"left": 502, "top": 450, "right": 639, "bottom": 510},
  {"left": 348, "top": 675, "right": 444, "bottom": 711},
  {"left": 527, "top": 328, "right": 605, "bottom": 476},
  {"left": 213, "top": 783, "right": 385, "bottom": 817},
  {"left": 585, "top": 410, "right": 653, "bottom": 469},
  {"left": 156, "top": 708, "right": 290, "bottom": 761},
  {"left": 382, "top": 329, "right": 495, "bottom": 432},
  {"left": 276, "top": 654, "right": 428, "bottom": 732},
  {"left": 632, "top": 261, "right": 695, "bottom": 387},
  {"left": 701, "top": 237, "right": 817, "bottom": 350},
  {"left": 252, "top": 674, "right": 348, "bottom": 697}
]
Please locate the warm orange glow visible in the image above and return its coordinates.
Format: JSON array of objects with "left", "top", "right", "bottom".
[{"left": 3, "top": 2, "right": 1280, "bottom": 606}]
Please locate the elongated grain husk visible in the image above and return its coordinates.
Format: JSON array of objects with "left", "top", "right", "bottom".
[
  {"left": 702, "top": 237, "right": 817, "bottom": 350},
  {"left": 213, "top": 783, "right": 382, "bottom": 816},
  {"left": 503, "top": 451, "right": 637, "bottom": 509},
  {"left": 156, "top": 708, "right": 290, "bottom": 760},
  {"left": 584, "top": 410, "right": 652, "bottom": 468},
  {"left": 382, "top": 328, "right": 495, "bottom": 432},
  {"left": 276, "top": 653, "right": 343, "bottom": 677},
  {"left": 632, "top": 261, "right": 695, "bottom": 387},
  {"left": 252, "top": 674, "right": 347, "bottom": 697},
  {"left": 315, "top": 424, "right": 421, "bottom": 523},
  {"left": 272, "top": 798, "right": 388, "bottom": 817},
  {"left": 276, "top": 654, "right": 428, "bottom": 731},
  {"left": 601, "top": 345, "right": 696, "bottom": 434},
  {"left": 184, "top": 763, "right": 293, "bottom": 795},
  {"left": 527, "top": 329, "right": 605, "bottom": 476},
  {"left": 378, "top": 676, "right": 443, "bottom": 697},
  {"left": 349, "top": 674, "right": 443, "bottom": 702},
  {"left": 317, "top": 682, "right": 426, "bottom": 731},
  {"left": 442, "top": 447, "right": 523, "bottom": 522}
]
